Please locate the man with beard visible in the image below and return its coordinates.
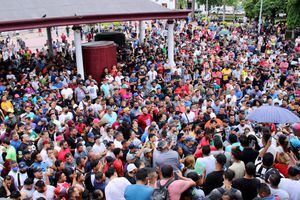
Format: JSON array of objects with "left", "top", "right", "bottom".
[{"left": 8, "top": 161, "right": 29, "bottom": 190}]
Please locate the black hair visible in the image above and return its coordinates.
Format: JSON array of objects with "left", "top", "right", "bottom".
[
  {"left": 149, "top": 133, "right": 156, "bottom": 139},
  {"left": 229, "top": 134, "right": 238, "bottom": 144},
  {"left": 3, "top": 138, "right": 10, "bottom": 145},
  {"left": 245, "top": 162, "right": 256, "bottom": 176},
  {"left": 262, "top": 153, "right": 274, "bottom": 167},
  {"left": 105, "top": 167, "right": 115, "bottom": 179},
  {"left": 231, "top": 146, "right": 242, "bottom": 161},
  {"left": 55, "top": 160, "right": 62, "bottom": 168},
  {"left": 214, "top": 139, "right": 223, "bottom": 149},
  {"left": 35, "top": 180, "right": 46, "bottom": 189},
  {"left": 113, "top": 148, "right": 122, "bottom": 156},
  {"left": 239, "top": 134, "right": 249, "bottom": 147},
  {"left": 24, "top": 178, "right": 34, "bottom": 185},
  {"left": 161, "top": 165, "right": 173, "bottom": 178},
  {"left": 202, "top": 145, "right": 211, "bottom": 156},
  {"left": 31, "top": 151, "right": 39, "bottom": 161},
  {"left": 95, "top": 172, "right": 104, "bottom": 181},
  {"left": 288, "top": 166, "right": 300, "bottom": 177},
  {"left": 215, "top": 154, "right": 227, "bottom": 166},
  {"left": 268, "top": 173, "right": 281, "bottom": 187},
  {"left": 257, "top": 183, "right": 271, "bottom": 196},
  {"left": 224, "top": 169, "right": 235, "bottom": 182},
  {"left": 136, "top": 168, "right": 148, "bottom": 181},
  {"left": 90, "top": 159, "right": 100, "bottom": 169},
  {"left": 186, "top": 171, "right": 201, "bottom": 182}
]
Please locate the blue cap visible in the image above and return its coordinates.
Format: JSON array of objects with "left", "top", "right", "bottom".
[{"left": 87, "top": 132, "right": 95, "bottom": 138}]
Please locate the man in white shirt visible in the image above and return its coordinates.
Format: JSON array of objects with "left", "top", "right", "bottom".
[
  {"left": 87, "top": 81, "right": 99, "bottom": 100},
  {"left": 32, "top": 180, "right": 55, "bottom": 200},
  {"left": 147, "top": 67, "right": 158, "bottom": 82},
  {"left": 9, "top": 161, "right": 29, "bottom": 190},
  {"left": 20, "top": 178, "right": 35, "bottom": 200},
  {"left": 115, "top": 71, "right": 124, "bottom": 86},
  {"left": 61, "top": 84, "right": 73, "bottom": 100},
  {"left": 181, "top": 108, "right": 195, "bottom": 124},
  {"left": 268, "top": 173, "right": 289, "bottom": 200},
  {"left": 92, "top": 136, "right": 106, "bottom": 157},
  {"left": 278, "top": 166, "right": 300, "bottom": 200},
  {"left": 105, "top": 167, "right": 131, "bottom": 200},
  {"left": 58, "top": 107, "right": 73, "bottom": 124},
  {"left": 195, "top": 145, "right": 216, "bottom": 176},
  {"left": 114, "top": 132, "right": 124, "bottom": 149}
]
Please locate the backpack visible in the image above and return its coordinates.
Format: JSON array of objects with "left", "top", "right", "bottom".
[{"left": 151, "top": 179, "right": 174, "bottom": 200}]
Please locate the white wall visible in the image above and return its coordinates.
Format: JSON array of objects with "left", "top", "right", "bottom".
[{"left": 151, "top": 0, "right": 176, "bottom": 10}]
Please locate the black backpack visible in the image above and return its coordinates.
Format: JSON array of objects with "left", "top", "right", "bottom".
[{"left": 151, "top": 179, "right": 174, "bottom": 200}]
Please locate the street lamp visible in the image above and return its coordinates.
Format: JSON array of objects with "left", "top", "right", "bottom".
[{"left": 258, "top": 0, "right": 263, "bottom": 34}]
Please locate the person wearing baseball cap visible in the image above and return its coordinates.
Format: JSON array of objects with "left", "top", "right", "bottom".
[
  {"left": 125, "top": 163, "right": 137, "bottom": 184},
  {"left": 153, "top": 140, "right": 181, "bottom": 171}
]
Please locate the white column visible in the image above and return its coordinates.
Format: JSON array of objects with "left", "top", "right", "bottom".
[
  {"left": 167, "top": 20, "right": 175, "bottom": 67},
  {"left": 139, "top": 21, "right": 145, "bottom": 44},
  {"left": 73, "top": 26, "right": 84, "bottom": 78}
]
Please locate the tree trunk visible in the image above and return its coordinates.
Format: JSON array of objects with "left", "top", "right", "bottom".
[
  {"left": 191, "top": 0, "right": 195, "bottom": 19},
  {"left": 223, "top": 4, "right": 226, "bottom": 22},
  {"left": 233, "top": 7, "right": 236, "bottom": 21}
]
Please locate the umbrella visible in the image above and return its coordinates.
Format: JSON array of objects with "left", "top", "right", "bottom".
[
  {"left": 219, "top": 29, "right": 230, "bottom": 36},
  {"left": 246, "top": 106, "right": 300, "bottom": 124},
  {"left": 208, "top": 25, "right": 217, "bottom": 31}
]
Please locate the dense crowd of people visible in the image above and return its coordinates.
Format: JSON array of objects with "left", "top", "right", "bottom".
[{"left": 0, "top": 18, "right": 299, "bottom": 200}]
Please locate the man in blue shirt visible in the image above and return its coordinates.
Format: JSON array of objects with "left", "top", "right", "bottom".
[{"left": 124, "top": 168, "right": 154, "bottom": 200}]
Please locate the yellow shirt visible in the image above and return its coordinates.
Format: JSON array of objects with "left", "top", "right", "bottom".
[
  {"left": 221, "top": 68, "right": 232, "bottom": 81},
  {"left": 1, "top": 101, "right": 14, "bottom": 113}
]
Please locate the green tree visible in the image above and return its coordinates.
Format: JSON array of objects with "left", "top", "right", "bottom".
[
  {"left": 243, "top": 0, "right": 287, "bottom": 22},
  {"left": 286, "top": 0, "right": 300, "bottom": 29},
  {"left": 176, "top": 0, "right": 187, "bottom": 9}
]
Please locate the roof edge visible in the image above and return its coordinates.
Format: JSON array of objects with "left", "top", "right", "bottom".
[{"left": 0, "top": 10, "right": 190, "bottom": 32}]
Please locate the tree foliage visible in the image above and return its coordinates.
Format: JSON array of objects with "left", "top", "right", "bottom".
[
  {"left": 286, "top": 0, "right": 300, "bottom": 29},
  {"left": 243, "top": 0, "right": 287, "bottom": 20}
]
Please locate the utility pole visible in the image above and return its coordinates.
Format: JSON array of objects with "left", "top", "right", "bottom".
[
  {"left": 206, "top": 0, "right": 209, "bottom": 23},
  {"left": 258, "top": 0, "right": 263, "bottom": 34}
]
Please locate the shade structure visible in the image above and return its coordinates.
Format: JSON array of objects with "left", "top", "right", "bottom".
[
  {"left": 0, "top": 0, "right": 189, "bottom": 32},
  {"left": 246, "top": 106, "right": 300, "bottom": 124}
]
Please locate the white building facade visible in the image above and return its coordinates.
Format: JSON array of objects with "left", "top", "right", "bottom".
[{"left": 151, "top": 0, "right": 176, "bottom": 10}]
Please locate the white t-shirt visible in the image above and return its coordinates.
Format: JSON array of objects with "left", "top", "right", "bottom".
[
  {"left": 279, "top": 178, "right": 300, "bottom": 200},
  {"left": 32, "top": 185, "right": 55, "bottom": 200},
  {"left": 182, "top": 112, "right": 195, "bottom": 123},
  {"left": 114, "top": 140, "right": 123, "bottom": 149},
  {"left": 92, "top": 143, "right": 106, "bottom": 155},
  {"left": 147, "top": 70, "right": 157, "bottom": 82},
  {"left": 105, "top": 177, "right": 131, "bottom": 200},
  {"left": 8, "top": 171, "right": 28, "bottom": 188},
  {"left": 195, "top": 155, "right": 216, "bottom": 176},
  {"left": 21, "top": 187, "right": 35, "bottom": 199},
  {"left": 115, "top": 75, "right": 124, "bottom": 86},
  {"left": 87, "top": 85, "right": 99, "bottom": 100},
  {"left": 270, "top": 187, "right": 289, "bottom": 200},
  {"left": 61, "top": 88, "right": 73, "bottom": 100}
]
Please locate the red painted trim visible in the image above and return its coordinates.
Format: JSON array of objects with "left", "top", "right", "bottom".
[{"left": 0, "top": 11, "right": 190, "bottom": 32}]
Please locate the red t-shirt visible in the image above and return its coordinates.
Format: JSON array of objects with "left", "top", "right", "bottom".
[
  {"left": 57, "top": 148, "right": 71, "bottom": 162},
  {"left": 113, "top": 159, "right": 124, "bottom": 177},
  {"left": 137, "top": 114, "right": 153, "bottom": 131}
]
